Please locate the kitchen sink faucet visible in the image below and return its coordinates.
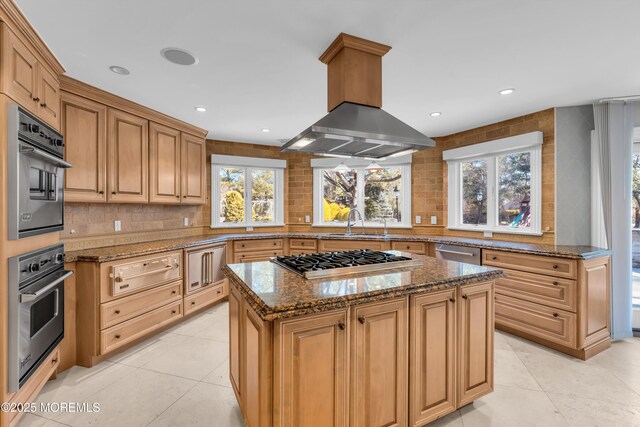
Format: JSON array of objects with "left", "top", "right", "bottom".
[{"left": 346, "top": 209, "right": 365, "bottom": 236}]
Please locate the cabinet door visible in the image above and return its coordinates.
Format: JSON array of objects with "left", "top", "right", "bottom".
[
  {"left": 181, "top": 133, "right": 206, "bottom": 204},
  {"left": 61, "top": 92, "right": 108, "bottom": 202},
  {"left": 107, "top": 109, "right": 149, "bottom": 203},
  {"left": 229, "top": 285, "right": 243, "bottom": 407},
  {"left": 458, "top": 281, "right": 494, "bottom": 407},
  {"left": 274, "top": 310, "right": 348, "bottom": 427},
  {"left": 243, "top": 301, "right": 272, "bottom": 427},
  {"left": 233, "top": 251, "right": 284, "bottom": 263},
  {"left": 149, "top": 122, "right": 181, "bottom": 204},
  {"left": 409, "top": 289, "right": 456, "bottom": 427},
  {"left": 1, "top": 24, "right": 38, "bottom": 112},
  {"left": 37, "top": 66, "right": 60, "bottom": 129},
  {"left": 351, "top": 298, "right": 407, "bottom": 427}
]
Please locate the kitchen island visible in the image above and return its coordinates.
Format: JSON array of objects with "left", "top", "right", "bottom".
[{"left": 223, "top": 252, "right": 504, "bottom": 427}]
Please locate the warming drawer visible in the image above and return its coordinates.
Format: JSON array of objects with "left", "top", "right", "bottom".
[{"left": 110, "top": 253, "right": 181, "bottom": 297}]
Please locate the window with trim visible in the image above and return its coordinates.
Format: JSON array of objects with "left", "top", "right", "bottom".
[
  {"left": 312, "top": 157, "right": 412, "bottom": 228},
  {"left": 211, "top": 155, "right": 285, "bottom": 228},
  {"left": 444, "top": 132, "right": 542, "bottom": 235}
]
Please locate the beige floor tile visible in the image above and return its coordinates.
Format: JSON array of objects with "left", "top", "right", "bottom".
[
  {"left": 169, "top": 313, "right": 229, "bottom": 342},
  {"left": 548, "top": 393, "right": 640, "bottom": 427},
  {"left": 106, "top": 331, "right": 183, "bottom": 368},
  {"left": 494, "top": 349, "right": 542, "bottom": 391},
  {"left": 139, "top": 335, "right": 228, "bottom": 381},
  {"left": 34, "top": 362, "right": 138, "bottom": 420},
  {"left": 460, "top": 385, "right": 569, "bottom": 427},
  {"left": 16, "top": 413, "right": 69, "bottom": 427},
  {"left": 54, "top": 369, "right": 196, "bottom": 427},
  {"left": 148, "top": 382, "right": 244, "bottom": 427},
  {"left": 202, "top": 358, "right": 232, "bottom": 388},
  {"left": 423, "top": 410, "right": 464, "bottom": 427},
  {"left": 494, "top": 330, "right": 512, "bottom": 351},
  {"left": 516, "top": 348, "right": 640, "bottom": 405}
]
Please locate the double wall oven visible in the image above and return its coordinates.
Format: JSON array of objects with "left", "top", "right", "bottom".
[{"left": 6, "top": 105, "right": 73, "bottom": 392}]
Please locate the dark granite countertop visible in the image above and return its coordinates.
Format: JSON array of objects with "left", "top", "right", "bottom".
[
  {"left": 64, "top": 232, "right": 611, "bottom": 263},
  {"left": 223, "top": 253, "right": 504, "bottom": 320}
]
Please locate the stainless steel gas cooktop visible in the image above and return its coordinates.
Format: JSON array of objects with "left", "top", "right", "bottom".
[{"left": 270, "top": 249, "right": 422, "bottom": 279}]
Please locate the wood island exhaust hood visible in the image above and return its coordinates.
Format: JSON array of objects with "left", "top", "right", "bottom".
[{"left": 281, "top": 33, "right": 435, "bottom": 159}]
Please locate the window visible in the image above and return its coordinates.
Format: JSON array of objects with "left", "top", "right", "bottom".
[
  {"left": 211, "top": 155, "right": 285, "bottom": 228},
  {"left": 312, "top": 157, "right": 412, "bottom": 228},
  {"left": 444, "top": 132, "right": 542, "bottom": 235}
]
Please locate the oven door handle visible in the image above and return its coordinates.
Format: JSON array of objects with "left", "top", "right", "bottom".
[
  {"left": 20, "top": 144, "right": 73, "bottom": 169},
  {"left": 20, "top": 270, "right": 74, "bottom": 302}
]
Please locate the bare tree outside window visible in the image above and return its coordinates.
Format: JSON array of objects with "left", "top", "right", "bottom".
[
  {"left": 498, "top": 152, "right": 531, "bottom": 228},
  {"left": 462, "top": 160, "right": 487, "bottom": 225}
]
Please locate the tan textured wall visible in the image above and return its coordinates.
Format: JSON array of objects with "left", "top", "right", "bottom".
[{"left": 62, "top": 109, "right": 556, "bottom": 249}]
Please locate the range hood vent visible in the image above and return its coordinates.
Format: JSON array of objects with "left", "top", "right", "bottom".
[{"left": 281, "top": 33, "right": 435, "bottom": 159}]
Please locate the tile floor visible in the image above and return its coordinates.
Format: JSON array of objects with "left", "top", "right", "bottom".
[{"left": 17, "top": 301, "right": 640, "bottom": 427}]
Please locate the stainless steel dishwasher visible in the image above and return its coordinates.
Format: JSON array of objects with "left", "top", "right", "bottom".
[{"left": 435, "top": 243, "right": 481, "bottom": 265}]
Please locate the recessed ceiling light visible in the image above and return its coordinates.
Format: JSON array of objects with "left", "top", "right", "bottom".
[
  {"left": 429, "top": 112, "right": 442, "bottom": 117},
  {"left": 109, "top": 65, "right": 130, "bottom": 75},
  {"left": 499, "top": 88, "right": 516, "bottom": 95},
  {"left": 261, "top": 128, "right": 271, "bottom": 133},
  {"left": 194, "top": 106, "right": 207, "bottom": 112},
  {"left": 161, "top": 48, "right": 198, "bottom": 66}
]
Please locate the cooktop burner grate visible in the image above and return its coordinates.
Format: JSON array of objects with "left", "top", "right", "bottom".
[{"left": 270, "top": 249, "right": 422, "bottom": 279}]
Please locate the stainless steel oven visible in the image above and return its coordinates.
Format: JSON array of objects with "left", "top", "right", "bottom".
[
  {"left": 8, "top": 244, "right": 73, "bottom": 392},
  {"left": 8, "top": 105, "right": 71, "bottom": 240}
]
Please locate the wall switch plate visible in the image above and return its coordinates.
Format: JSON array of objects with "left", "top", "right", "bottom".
[
  {"left": 246, "top": 226, "right": 254, "bottom": 232},
  {"left": 484, "top": 231, "right": 493, "bottom": 238},
  {"left": 114, "top": 220, "right": 121, "bottom": 232},
  {"left": 431, "top": 216, "right": 437, "bottom": 225},
  {"left": 305, "top": 215, "right": 311, "bottom": 223},
  {"left": 183, "top": 217, "right": 189, "bottom": 227},
  {"left": 415, "top": 215, "right": 422, "bottom": 224}
]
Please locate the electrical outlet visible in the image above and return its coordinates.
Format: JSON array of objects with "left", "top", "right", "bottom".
[
  {"left": 430, "top": 216, "right": 437, "bottom": 225},
  {"left": 114, "top": 220, "right": 121, "bottom": 232},
  {"left": 305, "top": 215, "right": 311, "bottom": 223},
  {"left": 484, "top": 231, "right": 493, "bottom": 238},
  {"left": 415, "top": 215, "right": 422, "bottom": 224},
  {"left": 246, "top": 226, "right": 254, "bottom": 232},
  {"left": 183, "top": 217, "right": 189, "bottom": 227}
]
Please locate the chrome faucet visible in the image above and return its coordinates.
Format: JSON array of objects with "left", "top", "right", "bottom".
[{"left": 346, "top": 209, "right": 365, "bottom": 235}]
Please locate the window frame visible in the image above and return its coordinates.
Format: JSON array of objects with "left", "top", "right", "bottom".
[
  {"left": 311, "top": 157, "right": 412, "bottom": 228},
  {"left": 211, "top": 155, "right": 285, "bottom": 228},
  {"left": 444, "top": 132, "right": 543, "bottom": 236}
]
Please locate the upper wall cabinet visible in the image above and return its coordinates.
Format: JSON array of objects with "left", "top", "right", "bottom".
[
  {"left": 62, "top": 92, "right": 108, "bottom": 202},
  {"left": 149, "top": 122, "right": 181, "bottom": 203},
  {"left": 60, "top": 77, "right": 208, "bottom": 205},
  {"left": 0, "top": 23, "right": 61, "bottom": 129},
  {"left": 108, "top": 109, "right": 149, "bottom": 203},
  {"left": 180, "top": 133, "right": 207, "bottom": 204}
]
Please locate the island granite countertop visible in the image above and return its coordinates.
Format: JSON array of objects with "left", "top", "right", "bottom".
[
  {"left": 64, "top": 232, "right": 611, "bottom": 263},
  {"left": 223, "top": 254, "right": 504, "bottom": 320}
]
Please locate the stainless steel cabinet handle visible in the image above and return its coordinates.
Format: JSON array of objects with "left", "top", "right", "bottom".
[
  {"left": 436, "top": 248, "right": 475, "bottom": 257},
  {"left": 20, "top": 270, "right": 73, "bottom": 302},
  {"left": 114, "top": 265, "right": 175, "bottom": 282}
]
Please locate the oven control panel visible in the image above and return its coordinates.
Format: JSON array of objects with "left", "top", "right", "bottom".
[
  {"left": 15, "top": 244, "right": 65, "bottom": 288},
  {"left": 16, "top": 106, "right": 64, "bottom": 158}
]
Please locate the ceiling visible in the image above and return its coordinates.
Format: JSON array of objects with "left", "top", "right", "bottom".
[{"left": 16, "top": 0, "right": 640, "bottom": 145}]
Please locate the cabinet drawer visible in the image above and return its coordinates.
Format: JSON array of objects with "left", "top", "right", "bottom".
[
  {"left": 289, "top": 238, "right": 317, "bottom": 251},
  {"left": 100, "top": 300, "right": 183, "bottom": 354},
  {"left": 234, "top": 250, "right": 283, "bottom": 263},
  {"left": 234, "top": 239, "right": 283, "bottom": 252},
  {"left": 318, "top": 239, "right": 390, "bottom": 252},
  {"left": 391, "top": 241, "right": 426, "bottom": 254},
  {"left": 100, "top": 281, "right": 182, "bottom": 329},
  {"left": 483, "top": 250, "right": 576, "bottom": 279},
  {"left": 496, "top": 269, "right": 577, "bottom": 312},
  {"left": 185, "top": 280, "right": 228, "bottom": 315},
  {"left": 495, "top": 294, "right": 576, "bottom": 348}
]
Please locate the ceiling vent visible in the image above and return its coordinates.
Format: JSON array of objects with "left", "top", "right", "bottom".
[{"left": 161, "top": 48, "right": 198, "bottom": 66}]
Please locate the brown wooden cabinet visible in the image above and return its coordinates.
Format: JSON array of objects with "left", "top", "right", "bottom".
[
  {"left": 107, "top": 108, "right": 149, "bottom": 203},
  {"left": 181, "top": 133, "right": 207, "bottom": 204},
  {"left": 232, "top": 239, "right": 285, "bottom": 263},
  {"left": 229, "top": 285, "right": 243, "bottom": 407},
  {"left": 318, "top": 239, "right": 391, "bottom": 252},
  {"left": 274, "top": 309, "right": 349, "bottom": 427},
  {"left": 0, "top": 23, "right": 60, "bottom": 129},
  {"left": 457, "top": 281, "right": 494, "bottom": 407},
  {"left": 149, "top": 122, "right": 181, "bottom": 203},
  {"left": 350, "top": 299, "right": 407, "bottom": 427},
  {"left": 61, "top": 92, "right": 108, "bottom": 202},
  {"left": 409, "top": 289, "right": 456, "bottom": 427}
]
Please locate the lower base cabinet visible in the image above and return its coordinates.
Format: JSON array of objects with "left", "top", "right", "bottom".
[{"left": 230, "top": 281, "right": 495, "bottom": 427}]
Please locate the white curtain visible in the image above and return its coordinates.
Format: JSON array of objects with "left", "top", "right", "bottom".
[{"left": 592, "top": 101, "right": 635, "bottom": 340}]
